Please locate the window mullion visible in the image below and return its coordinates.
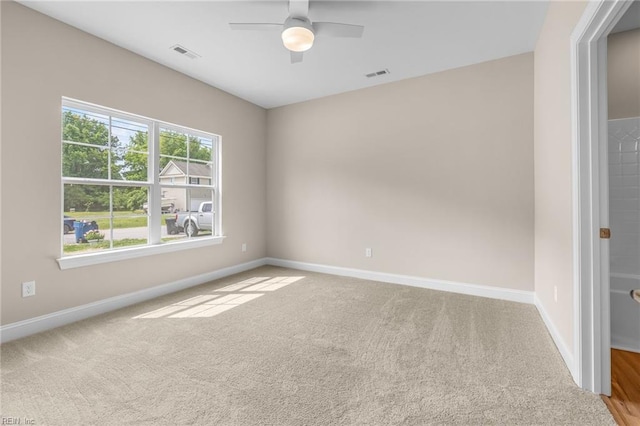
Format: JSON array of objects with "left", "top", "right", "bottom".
[
  {"left": 109, "top": 185, "right": 114, "bottom": 249},
  {"left": 215, "top": 135, "right": 222, "bottom": 237},
  {"left": 108, "top": 116, "right": 112, "bottom": 181},
  {"left": 61, "top": 177, "right": 149, "bottom": 187},
  {"left": 149, "top": 122, "right": 162, "bottom": 244}
]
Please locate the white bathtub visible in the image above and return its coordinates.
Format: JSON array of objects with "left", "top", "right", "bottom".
[
  {"left": 608, "top": 117, "right": 640, "bottom": 354},
  {"left": 610, "top": 273, "right": 640, "bottom": 353}
]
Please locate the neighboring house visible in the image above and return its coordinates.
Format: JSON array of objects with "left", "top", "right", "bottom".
[{"left": 159, "top": 160, "right": 212, "bottom": 212}]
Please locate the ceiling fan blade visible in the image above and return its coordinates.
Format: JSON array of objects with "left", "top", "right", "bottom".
[
  {"left": 313, "top": 22, "right": 364, "bottom": 38},
  {"left": 229, "top": 23, "right": 282, "bottom": 31},
  {"left": 289, "top": 0, "right": 309, "bottom": 18},
  {"left": 291, "top": 51, "right": 304, "bottom": 64}
]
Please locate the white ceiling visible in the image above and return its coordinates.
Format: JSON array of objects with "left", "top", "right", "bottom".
[{"left": 20, "top": 1, "right": 549, "bottom": 109}]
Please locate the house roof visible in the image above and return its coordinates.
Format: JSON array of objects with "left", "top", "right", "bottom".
[{"left": 160, "top": 160, "right": 211, "bottom": 179}]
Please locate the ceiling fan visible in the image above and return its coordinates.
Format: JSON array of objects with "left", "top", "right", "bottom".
[{"left": 229, "top": 0, "right": 364, "bottom": 64}]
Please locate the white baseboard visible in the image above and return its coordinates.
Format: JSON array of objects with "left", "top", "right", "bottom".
[
  {"left": 266, "top": 259, "right": 581, "bottom": 381},
  {"left": 612, "top": 339, "right": 640, "bottom": 354},
  {"left": 534, "top": 295, "right": 576, "bottom": 382},
  {"left": 4, "top": 254, "right": 572, "bottom": 385},
  {"left": 266, "top": 258, "right": 535, "bottom": 304},
  {"left": 0, "top": 258, "right": 268, "bottom": 344}
]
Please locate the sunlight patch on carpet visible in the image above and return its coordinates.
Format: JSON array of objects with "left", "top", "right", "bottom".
[
  {"left": 133, "top": 276, "right": 305, "bottom": 319},
  {"left": 217, "top": 277, "right": 272, "bottom": 292},
  {"left": 241, "top": 276, "right": 304, "bottom": 292},
  {"left": 169, "top": 293, "right": 264, "bottom": 318}
]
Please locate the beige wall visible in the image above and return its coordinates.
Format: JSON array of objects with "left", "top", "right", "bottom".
[
  {"left": 534, "top": 1, "right": 588, "bottom": 355},
  {"left": 267, "top": 53, "right": 534, "bottom": 291},
  {"left": 0, "top": 2, "right": 267, "bottom": 325},
  {"left": 609, "top": 28, "right": 640, "bottom": 120}
]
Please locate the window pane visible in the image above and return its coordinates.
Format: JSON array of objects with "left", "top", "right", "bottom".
[
  {"left": 113, "top": 148, "right": 148, "bottom": 182},
  {"left": 113, "top": 123, "right": 149, "bottom": 182},
  {"left": 159, "top": 129, "right": 188, "bottom": 166},
  {"left": 63, "top": 184, "right": 109, "bottom": 255},
  {"left": 64, "top": 184, "right": 110, "bottom": 212},
  {"left": 112, "top": 117, "right": 148, "bottom": 152},
  {"left": 188, "top": 160, "right": 213, "bottom": 185},
  {"left": 162, "top": 188, "right": 214, "bottom": 244},
  {"left": 63, "top": 185, "right": 149, "bottom": 256},
  {"left": 157, "top": 160, "right": 213, "bottom": 186},
  {"left": 62, "top": 144, "right": 109, "bottom": 179},
  {"left": 113, "top": 186, "right": 148, "bottom": 213},
  {"left": 159, "top": 158, "right": 187, "bottom": 186},
  {"left": 161, "top": 187, "right": 212, "bottom": 213},
  {"left": 188, "top": 137, "right": 213, "bottom": 163},
  {"left": 62, "top": 108, "right": 109, "bottom": 146},
  {"left": 110, "top": 215, "right": 148, "bottom": 249},
  {"left": 108, "top": 187, "right": 148, "bottom": 249}
]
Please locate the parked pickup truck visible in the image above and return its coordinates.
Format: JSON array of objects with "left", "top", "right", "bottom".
[{"left": 175, "top": 201, "right": 213, "bottom": 237}]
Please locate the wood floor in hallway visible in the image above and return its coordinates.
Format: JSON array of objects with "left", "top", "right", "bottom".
[{"left": 602, "top": 349, "right": 640, "bottom": 425}]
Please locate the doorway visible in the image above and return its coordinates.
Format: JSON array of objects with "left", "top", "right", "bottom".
[
  {"left": 602, "top": 5, "right": 640, "bottom": 422},
  {"left": 572, "top": 0, "right": 635, "bottom": 397}
]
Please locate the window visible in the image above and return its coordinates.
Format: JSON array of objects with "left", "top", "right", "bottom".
[{"left": 60, "top": 98, "right": 222, "bottom": 267}]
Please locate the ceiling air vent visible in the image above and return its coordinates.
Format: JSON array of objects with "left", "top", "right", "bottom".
[
  {"left": 365, "top": 69, "right": 390, "bottom": 78},
  {"left": 171, "top": 44, "right": 200, "bottom": 59}
]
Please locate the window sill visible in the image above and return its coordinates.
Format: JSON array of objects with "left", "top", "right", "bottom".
[{"left": 57, "top": 236, "right": 225, "bottom": 270}]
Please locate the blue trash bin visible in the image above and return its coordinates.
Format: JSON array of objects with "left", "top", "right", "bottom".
[
  {"left": 74, "top": 221, "right": 100, "bottom": 243},
  {"left": 74, "top": 221, "right": 85, "bottom": 243}
]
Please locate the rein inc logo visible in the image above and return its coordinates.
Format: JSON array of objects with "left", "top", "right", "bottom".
[{"left": 1, "top": 418, "right": 35, "bottom": 425}]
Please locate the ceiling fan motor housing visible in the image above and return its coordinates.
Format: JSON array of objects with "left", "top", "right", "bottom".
[{"left": 282, "top": 17, "right": 315, "bottom": 52}]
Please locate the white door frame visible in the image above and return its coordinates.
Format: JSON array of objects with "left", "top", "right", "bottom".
[{"left": 571, "top": 0, "right": 634, "bottom": 395}]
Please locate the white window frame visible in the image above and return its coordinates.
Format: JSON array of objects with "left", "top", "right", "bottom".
[{"left": 58, "top": 98, "right": 223, "bottom": 270}]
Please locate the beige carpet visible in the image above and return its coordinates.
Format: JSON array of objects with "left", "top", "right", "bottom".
[{"left": 1, "top": 266, "right": 614, "bottom": 425}]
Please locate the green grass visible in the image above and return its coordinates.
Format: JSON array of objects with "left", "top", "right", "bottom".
[
  {"left": 65, "top": 211, "right": 173, "bottom": 229},
  {"left": 63, "top": 237, "right": 182, "bottom": 254}
]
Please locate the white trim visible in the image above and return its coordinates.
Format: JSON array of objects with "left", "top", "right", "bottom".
[
  {"left": 3, "top": 257, "right": 543, "bottom": 350},
  {"left": 57, "top": 236, "right": 225, "bottom": 270},
  {"left": 149, "top": 121, "right": 161, "bottom": 244},
  {"left": 266, "top": 258, "right": 534, "bottom": 304},
  {"left": 571, "top": 0, "right": 634, "bottom": 394},
  {"left": 1, "top": 258, "right": 268, "bottom": 344},
  {"left": 62, "top": 177, "right": 151, "bottom": 187},
  {"left": 535, "top": 295, "right": 576, "bottom": 381},
  {"left": 215, "top": 135, "right": 222, "bottom": 236},
  {"left": 62, "top": 97, "right": 219, "bottom": 141}
]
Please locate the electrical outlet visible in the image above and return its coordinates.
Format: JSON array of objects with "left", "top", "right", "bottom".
[
  {"left": 22, "top": 281, "right": 36, "bottom": 298},
  {"left": 554, "top": 286, "right": 558, "bottom": 303},
  {"left": 241, "top": 243, "right": 247, "bottom": 252},
  {"left": 365, "top": 248, "right": 372, "bottom": 258}
]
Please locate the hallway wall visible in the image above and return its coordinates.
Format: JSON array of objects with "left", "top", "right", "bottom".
[
  {"left": 609, "top": 28, "right": 640, "bottom": 120},
  {"left": 533, "top": 0, "right": 588, "bottom": 359}
]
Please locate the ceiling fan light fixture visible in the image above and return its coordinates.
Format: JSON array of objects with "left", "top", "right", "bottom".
[{"left": 282, "top": 18, "right": 314, "bottom": 52}]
